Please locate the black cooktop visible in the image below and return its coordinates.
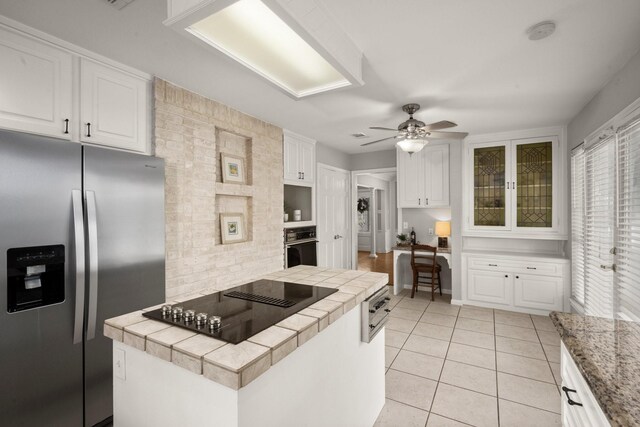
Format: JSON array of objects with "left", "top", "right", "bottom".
[{"left": 143, "top": 280, "right": 337, "bottom": 344}]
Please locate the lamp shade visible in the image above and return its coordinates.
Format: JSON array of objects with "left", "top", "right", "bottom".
[
  {"left": 397, "top": 139, "right": 427, "bottom": 154},
  {"left": 435, "top": 221, "right": 451, "bottom": 237}
]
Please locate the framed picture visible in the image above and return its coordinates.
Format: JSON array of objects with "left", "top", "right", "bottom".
[
  {"left": 220, "top": 213, "right": 247, "bottom": 244},
  {"left": 221, "top": 153, "right": 246, "bottom": 184}
]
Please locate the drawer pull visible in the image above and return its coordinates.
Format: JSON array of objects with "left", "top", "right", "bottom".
[
  {"left": 526, "top": 267, "right": 537, "bottom": 270},
  {"left": 561, "top": 386, "right": 583, "bottom": 407},
  {"left": 488, "top": 264, "right": 498, "bottom": 267}
]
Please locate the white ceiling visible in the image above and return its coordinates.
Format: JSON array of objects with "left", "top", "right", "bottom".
[{"left": 1, "top": 0, "right": 639, "bottom": 153}]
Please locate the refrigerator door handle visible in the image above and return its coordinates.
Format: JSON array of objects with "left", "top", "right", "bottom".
[
  {"left": 72, "top": 190, "right": 86, "bottom": 345},
  {"left": 86, "top": 190, "right": 99, "bottom": 341}
]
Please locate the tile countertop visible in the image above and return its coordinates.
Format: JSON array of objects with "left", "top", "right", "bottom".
[
  {"left": 104, "top": 266, "right": 388, "bottom": 390},
  {"left": 550, "top": 312, "right": 640, "bottom": 426}
]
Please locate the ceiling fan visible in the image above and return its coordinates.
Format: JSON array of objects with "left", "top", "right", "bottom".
[{"left": 362, "top": 103, "right": 468, "bottom": 154}]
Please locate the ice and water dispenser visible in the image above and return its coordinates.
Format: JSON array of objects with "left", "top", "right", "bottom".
[{"left": 7, "top": 245, "right": 65, "bottom": 313}]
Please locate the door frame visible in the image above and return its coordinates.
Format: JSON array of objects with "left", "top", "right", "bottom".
[
  {"left": 350, "top": 167, "right": 397, "bottom": 269},
  {"left": 317, "top": 163, "right": 351, "bottom": 269}
]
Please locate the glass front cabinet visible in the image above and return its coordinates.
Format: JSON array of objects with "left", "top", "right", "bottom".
[{"left": 464, "top": 135, "right": 566, "bottom": 238}]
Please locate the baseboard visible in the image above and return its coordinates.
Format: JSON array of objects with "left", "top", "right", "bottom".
[
  {"left": 450, "top": 299, "right": 464, "bottom": 306},
  {"left": 401, "top": 284, "right": 452, "bottom": 295}
]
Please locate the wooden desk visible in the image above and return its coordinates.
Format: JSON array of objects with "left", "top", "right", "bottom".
[{"left": 392, "top": 246, "right": 452, "bottom": 296}]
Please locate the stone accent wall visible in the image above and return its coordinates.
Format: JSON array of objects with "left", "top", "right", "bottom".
[{"left": 154, "top": 79, "right": 284, "bottom": 298}]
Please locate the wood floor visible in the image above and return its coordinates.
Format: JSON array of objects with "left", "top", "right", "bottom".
[{"left": 357, "top": 251, "right": 394, "bottom": 284}]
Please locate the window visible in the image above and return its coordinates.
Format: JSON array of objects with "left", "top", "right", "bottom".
[
  {"left": 616, "top": 116, "right": 640, "bottom": 321},
  {"left": 571, "top": 111, "right": 640, "bottom": 320},
  {"left": 570, "top": 145, "right": 585, "bottom": 306}
]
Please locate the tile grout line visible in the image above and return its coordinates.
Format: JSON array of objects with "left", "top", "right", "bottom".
[{"left": 424, "top": 302, "right": 459, "bottom": 426}]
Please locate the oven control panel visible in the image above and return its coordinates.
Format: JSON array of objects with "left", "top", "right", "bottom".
[{"left": 285, "top": 226, "right": 316, "bottom": 243}]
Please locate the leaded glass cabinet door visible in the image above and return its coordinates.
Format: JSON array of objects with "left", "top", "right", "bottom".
[
  {"left": 512, "top": 137, "right": 558, "bottom": 231},
  {"left": 471, "top": 142, "right": 511, "bottom": 229}
]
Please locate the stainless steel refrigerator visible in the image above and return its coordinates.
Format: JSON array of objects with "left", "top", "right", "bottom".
[{"left": 0, "top": 129, "right": 165, "bottom": 426}]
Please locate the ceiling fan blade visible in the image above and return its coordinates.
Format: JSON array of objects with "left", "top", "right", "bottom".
[
  {"left": 427, "top": 131, "right": 469, "bottom": 139},
  {"left": 360, "top": 136, "right": 403, "bottom": 146},
  {"left": 421, "top": 120, "right": 457, "bottom": 131},
  {"left": 369, "top": 126, "right": 398, "bottom": 131}
]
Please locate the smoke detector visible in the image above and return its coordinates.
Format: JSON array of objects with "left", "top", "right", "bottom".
[
  {"left": 104, "top": 0, "right": 135, "bottom": 10},
  {"left": 526, "top": 21, "right": 556, "bottom": 41}
]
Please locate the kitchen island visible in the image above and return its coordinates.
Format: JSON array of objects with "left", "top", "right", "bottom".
[
  {"left": 103, "top": 266, "right": 389, "bottom": 427},
  {"left": 551, "top": 312, "right": 640, "bottom": 426}
]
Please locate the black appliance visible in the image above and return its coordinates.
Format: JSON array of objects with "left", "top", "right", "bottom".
[
  {"left": 144, "top": 280, "right": 337, "bottom": 344},
  {"left": 285, "top": 226, "right": 318, "bottom": 268}
]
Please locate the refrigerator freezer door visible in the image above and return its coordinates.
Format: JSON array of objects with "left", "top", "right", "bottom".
[
  {"left": 83, "top": 146, "right": 165, "bottom": 426},
  {"left": 0, "top": 130, "right": 84, "bottom": 426}
]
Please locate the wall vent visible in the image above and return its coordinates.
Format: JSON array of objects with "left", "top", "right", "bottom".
[{"left": 104, "top": 0, "right": 135, "bottom": 10}]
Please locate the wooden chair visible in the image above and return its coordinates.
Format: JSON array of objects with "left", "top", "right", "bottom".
[{"left": 410, "top": 244, "right": 442, "bottom": 301}]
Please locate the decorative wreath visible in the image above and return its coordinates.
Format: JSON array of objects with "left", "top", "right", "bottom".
[{"left": 357, "top": 197, "right": 369, "bottom": 213}]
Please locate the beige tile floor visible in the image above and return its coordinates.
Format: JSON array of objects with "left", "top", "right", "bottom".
[{"left": 376, "top": 287, "right": 561, "bottom": 427}]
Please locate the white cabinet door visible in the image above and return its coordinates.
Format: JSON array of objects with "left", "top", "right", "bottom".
[
  {"left": 299, "top": 140, "right": 315, "bottom": 183},
  {"left": 514, "top": 273, "right": 563, "bottom": 311},
  {"left": 0, "top": 27, "right": 72, "bottom": 139},
  {"left": 397, "top": 148, "right": 423, "bottom": 207},
  {"left": 80, "top": 59, "right": 148, "bottom": 152},
  {"left": 283, "top": 136, "right": 300, "bottom": 181},
  {"left": 467, "top": 269, "right": 512, "bottom": 306},
  {"left": 424, "top": 144, "right": 449, "bottom": 207}
]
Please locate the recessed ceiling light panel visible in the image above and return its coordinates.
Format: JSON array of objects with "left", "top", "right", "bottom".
[{"left": 165, "top": 0, "right": 363, "bottom": 99}]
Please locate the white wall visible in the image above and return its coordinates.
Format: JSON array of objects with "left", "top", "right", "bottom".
[
  {"left": 350, "top": 150, "right": 396, "bottom": 170},
  {"left": 568, "top": 49, "right": 640, "bottom": 149},
  {"left": 317, "top": 142, "right": 351, "bottom": 170}
]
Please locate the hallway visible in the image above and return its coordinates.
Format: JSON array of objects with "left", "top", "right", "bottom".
[{"left": 358, "top": 251, "right": 394, "bottom": 285}]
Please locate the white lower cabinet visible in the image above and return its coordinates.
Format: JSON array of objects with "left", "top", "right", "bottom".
[
  {"left": 462, "top": 252, "right": 569, "bottom": 314},
  {"left": 514, "top": 273, "right": 563, "bottom": 311},
  {"left": 561, "top": 343, "right": 610, "bottom": 426},
  {"left": 467, "top": 270, "right": 512, "bottom": 306}
]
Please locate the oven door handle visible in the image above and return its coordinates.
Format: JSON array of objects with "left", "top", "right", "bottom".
[{"left": 285, "top": 238, "right": 318, "bottom": 247}]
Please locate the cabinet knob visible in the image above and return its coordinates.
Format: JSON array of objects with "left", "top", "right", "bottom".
[
  {"left": 516, "top": 276, "right": 519, "bottom": 279},
  {"left": 505, "top": 275, "right": 508, "bottom": 278}
]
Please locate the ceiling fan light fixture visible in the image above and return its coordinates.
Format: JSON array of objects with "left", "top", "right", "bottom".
[{"left": 397, "top": 139, "right": 428, "bottom": 155}]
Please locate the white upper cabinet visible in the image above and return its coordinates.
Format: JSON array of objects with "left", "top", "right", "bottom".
[
  {"left": 397, "top": 143, "right": 450, "bottom": 208},
  {"left": 80, "top": 59, "right": 148, "bottom": 152},
  {"left": 0, "top": 20, "right": 151, "bottom": 153},
  {"left": 283, "top": 130, "right": 316, "bottom": 185},
  {"left": 463, "top": 128, "right": 567, "bottom": 239},
  {"left": 0, "top": 26, "right": 72, "bottom": 139}
]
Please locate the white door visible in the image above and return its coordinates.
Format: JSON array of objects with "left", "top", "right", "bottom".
[
  {"left": 424, "top": 144, "right": 450, "bottom": 207},
  {"left": 0, "top": 26, "right": 72, "bottom": 139},
  {"left": 317, "top": 165, "right": 350, "bottom": 269},
  {"left": 283, "top": 136, "right": 300, "bottom": 181},
  {"left": 376, "top": 189, "right": 386, "bottom": 252},
  {"left": 397, "top": 148, "right": 423, "bottom": 207},
  {"left": 467, "top": 269, "right": 512, "bottom": 306},
  {"left": 514, "top": 274, "right": 563, "bottom": 311},
  {"left": 299, "top": 141, "right": 315, "bottom": 183},
  {"left": 80, "top": 58, "right": 148, "bottom": 152}
]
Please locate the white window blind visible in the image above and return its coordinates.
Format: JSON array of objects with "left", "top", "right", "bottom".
[
  {"left": 616, "top": 116, "right": 640, "bottom": 321},
  {"left": 584, "top": 136, "right": 616, "bottom": 318},
  {"left": 570, "top": 145, "right": 586, "bottom": 307}
]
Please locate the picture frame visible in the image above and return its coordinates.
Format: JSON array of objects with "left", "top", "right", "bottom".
[
  {"left": 221, "top": 153, "right": 246, "bottom": 184},
  {"left": 220, "top": 213, "right": 247, "bottom": 244}
]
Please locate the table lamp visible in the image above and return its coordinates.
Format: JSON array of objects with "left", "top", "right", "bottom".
[{"left": 435, "top": 221, "right": 451, "bottom": 248}]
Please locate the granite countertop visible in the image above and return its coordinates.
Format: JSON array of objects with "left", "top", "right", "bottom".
[
  {"left": 550, "top": 312, "right": 640, "bottom": 426},
  {"left": 104, "top": 266, "right": 388, "bottom": 390}
]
